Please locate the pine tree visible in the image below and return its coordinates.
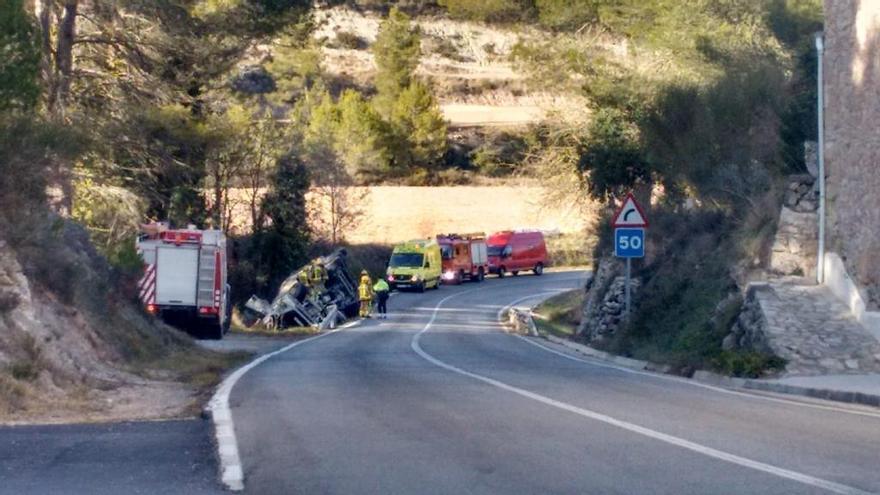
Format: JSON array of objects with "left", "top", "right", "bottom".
[
  {"left": 335, "top": 89, "right": 392, "bottom": 181},
  {"left": 372, "top": 7, "right": 421, "bottom": 116},
  {"left": 390, "top": 82, "right": 447, "bottom": 170},
  {"left": 257, "top": 155, "right": 311, "bottom": 291}
]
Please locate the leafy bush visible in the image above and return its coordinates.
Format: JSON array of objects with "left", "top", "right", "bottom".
[
  {"left": 438, "top": 0, "right": 535, "bottom": 23},
  {"left": 424, "top": 36, "right": 467, "bottom": 62},
  {"left": 535, "top": 0, "right": 599, "bottom": 30},
  {"left": 546, "top": 233, "right": 593, "bottom": 267},
  {"left": 333, "top": 30, "right": 368, "bottom": 50},
  {"left": 713, "top": 351, "right": 787, "bottom": 378},
  {"left": 470, "top": 131, "right": 529, "bottom": 177}
]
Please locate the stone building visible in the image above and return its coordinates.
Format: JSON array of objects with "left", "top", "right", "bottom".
[{"left": 823, "top": 0, "right": 880, "bottom": 310}]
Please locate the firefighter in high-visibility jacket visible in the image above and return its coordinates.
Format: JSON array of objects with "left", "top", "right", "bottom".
[
  {"left": 358, "top": 270, "right": 373, "bottom": 318},
  {"left": 309, "top": 260, "right": 328, "bottom": 303}
]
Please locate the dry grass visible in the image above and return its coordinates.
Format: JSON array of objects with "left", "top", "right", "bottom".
[
  {"left": 532, "top": 289, "right": 585, "bottom": 338},
  {"left": 226, "top": 185, "right": 595, "bottom": 244}
]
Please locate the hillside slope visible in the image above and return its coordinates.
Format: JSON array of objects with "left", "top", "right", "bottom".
[
  {"left": 0, "top": 221, "right": 240, "bottom": 424},
  {"left": 313, "top": 6, "right": 588, "bottom": 127}
]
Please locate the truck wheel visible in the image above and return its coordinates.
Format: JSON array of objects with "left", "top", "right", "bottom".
[
  {"left": 498, "top": 267, "right": 506, "bottom": 279},
  {"left": 477, "top": 268, "right": 485, "bottom": 282},
  {"left": 418, "top": 282, "right": 426, "bottom": 293},
  {"left": 534, "top": 263, "right": 544, "bottom": 276},
  {"left": 202, "top": 318, "right": 224, "bottom": 340},
  {"left": 512, "top": 270, "right": 519, "bottom": 276},
  {"left": 458, "top": 270, "right": 465, "bottom": 284}
]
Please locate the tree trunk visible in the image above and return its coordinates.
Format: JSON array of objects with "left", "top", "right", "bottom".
[
  {"left": 50, "top": 0, "right": 78, "bottom": 119},
  {"left": 213, "top": 165, "right": 223, "bottom": 230},
  {"left": 37, "top": 0, "right": 52, "bottom": 89}
]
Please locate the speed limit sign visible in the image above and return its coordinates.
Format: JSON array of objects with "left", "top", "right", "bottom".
[{"left": 614, "top": 228, "right": 645, "bottom": 258}]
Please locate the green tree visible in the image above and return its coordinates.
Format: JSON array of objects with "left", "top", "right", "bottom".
[
  {"left": 577, "top": 108, "right": 651, "bottom": 202},
  {"left": 0, "top": 0, "right": 41, "bottom": 112},
  {"left": 335, "top": 89, "right": 392, "bottom": 181},
  {"left": 265, "top": 21, "right": 323, "bottom": 104},
  {"left": 256, "top": 155, "right": 311, "bottom": 291},
  {"left": 372, "top": 7, "right": 421, "bottom": 116},
  {"left": 439, "top": 0, "right": 535, "bottom": 23},
  {"left": 389, "top": 82, "right": 447, "bottom": 170}
]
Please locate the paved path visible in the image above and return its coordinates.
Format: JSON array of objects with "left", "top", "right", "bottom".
[
  {"left": 231, "top": 271, "right": 880, "bottom": 495},
  {"left": 759, "top": 277, "right": 880, "bottom": 376}
]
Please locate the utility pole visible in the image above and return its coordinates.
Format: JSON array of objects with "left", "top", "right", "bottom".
[{"left": 815, "top": 32, "right": 826, "bottom": 284}]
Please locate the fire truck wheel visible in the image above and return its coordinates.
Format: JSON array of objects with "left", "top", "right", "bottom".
[
  {"left": 205, "top": 320, "right": 224, "bottom": 340},
  {"left": 476, "top": 268, "right": 485, "bottom": 282},
  {"left": 534, "top": 263, "right": 544, "bottom": 276},
  {"left": 498, "top": 267, "right": 506, "bottom": 278},
  {"left": 512, "top": 271, "right": 519, "bottom": 276}
]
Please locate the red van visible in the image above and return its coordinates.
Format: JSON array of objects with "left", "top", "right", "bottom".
[{"left": 487, "top": 230, "right": 548, "bottom": 278}]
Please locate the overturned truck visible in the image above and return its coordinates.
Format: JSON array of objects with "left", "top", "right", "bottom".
[{"left": 244, "top": 249, "right": 360, "bottom": 329}]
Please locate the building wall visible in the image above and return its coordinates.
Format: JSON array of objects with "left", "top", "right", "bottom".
[{"left": 824, "top": 0, "right": 880, "bottom": 305}]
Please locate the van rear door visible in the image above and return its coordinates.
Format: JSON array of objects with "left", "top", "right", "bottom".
[{"left": 156, "top": 246, "right": 199, "bottom": 306}]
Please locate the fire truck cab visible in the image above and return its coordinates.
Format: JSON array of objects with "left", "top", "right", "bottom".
[
  {"left": 136, "top": 223, "right": 230, "bottom": 339},
  {"left": 437, "top": 233, "right": 488, "bottom": 284}
]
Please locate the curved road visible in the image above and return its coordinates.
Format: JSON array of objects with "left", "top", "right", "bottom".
[{"left": 230, "top": 271, "right": 880, "bottom": 495}]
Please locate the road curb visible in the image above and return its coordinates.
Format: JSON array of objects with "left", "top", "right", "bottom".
[
  {"left": 205, "top": 320, "right": 360, "bottom": 491},
  {"left": 740, "top": 380, "right": 880, "bottom": 408},
  {"left": 541, "top": 334, "right": 880, "bottom": 408}
]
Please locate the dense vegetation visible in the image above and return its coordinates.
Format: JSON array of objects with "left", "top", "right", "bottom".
[
  {"left": 507, "top": 0, "right": 821, "bottom": 375},
  {"left": 2, "top": 0, "right": 823, "bottom": 375},
  {"left": 0, "top": 1, "right": 450, "bottom": 304}
]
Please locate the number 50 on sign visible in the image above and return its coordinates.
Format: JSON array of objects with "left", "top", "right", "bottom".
[{"left": 614, "top": 228, "right": 645, "bottom": 258}]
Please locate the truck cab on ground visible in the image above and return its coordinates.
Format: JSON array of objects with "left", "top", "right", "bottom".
[
  {"left": 487, "top": 230, "right": 548, "bottom": 278},
  {"left": 387, "top": 240, "right": 442, "bottom": 292},
  {"left": 437, "top": 233, "right": 488, "bottom": 284}
]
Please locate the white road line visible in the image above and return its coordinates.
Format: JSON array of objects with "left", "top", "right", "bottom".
[
  {"left": 515, "top": 335, "right": 880, "bottom": 420},
  {"left": 412, "top": 291, "right": 875, "bottom": 495},
  {"left": 207, "top": 320, "right": 359, "bottom": 491},
  {"left": 499, "top": 290, "right": 880, "bottom": 420}
]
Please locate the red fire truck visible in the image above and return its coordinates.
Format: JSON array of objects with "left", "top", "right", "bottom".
[
  {"left": 437, "top": 233, "right": 489, "bottom": 284},
  {"left": 136, "top": 223, "right": 230, "bottom": 339}
]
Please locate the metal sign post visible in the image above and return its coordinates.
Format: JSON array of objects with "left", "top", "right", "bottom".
[
  {"left": 611, "top": 193, "right": 648, "bottom": 322},
  {"left": 625, "top": 258, "right": 632, "bottom": 319}
]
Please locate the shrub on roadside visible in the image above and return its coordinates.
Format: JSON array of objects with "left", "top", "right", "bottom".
[{"left": 713, "top": 351, "right": 787, "bottom": 378}]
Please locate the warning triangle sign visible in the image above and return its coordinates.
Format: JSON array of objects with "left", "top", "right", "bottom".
[{"left": 611, "top": 193, "right": 648, "bottom": 227}]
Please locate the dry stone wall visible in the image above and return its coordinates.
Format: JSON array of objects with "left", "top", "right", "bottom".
[
  {"left": 770, "top": 175, "right": 819, "bottom": 278},
  {"left": 576, "top": 258, "right": 639, "bottom": 344}
]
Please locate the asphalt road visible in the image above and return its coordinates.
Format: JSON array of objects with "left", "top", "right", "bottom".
[
  {"left": 231, "top": 270, "right": 880, "bottom": 495},
  {"left": 4, "top": 270, "right": 879, "bottom": 494},
  {"left": 0, "top": 420, "right": 223, "bottom": 495}
]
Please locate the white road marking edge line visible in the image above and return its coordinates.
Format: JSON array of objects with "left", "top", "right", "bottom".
[
  {"left": 412, "top": 290, "right": 873, "bottom": 495},
  {"left": 207, "top": 321, "right": 359, "bottom": 491},
  {"left": 516, "top": 335, "right": 880, "bottom": 420},
  {"left": 500, "top": 290, "right": 880, "bottom": 420}
]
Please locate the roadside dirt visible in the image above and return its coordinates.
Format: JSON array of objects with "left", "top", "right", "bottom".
[{"left": 0, "top": 238, "right": 246, "bottom": 425}]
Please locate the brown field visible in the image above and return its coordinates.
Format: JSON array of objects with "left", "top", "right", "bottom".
[{"left": 226, "top": 185, "right": 595, "bottom": 244}]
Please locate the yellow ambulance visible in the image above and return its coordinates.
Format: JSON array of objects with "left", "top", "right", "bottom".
[{"left": 386, "top": 239, "right": 442, "bottom": 292}]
